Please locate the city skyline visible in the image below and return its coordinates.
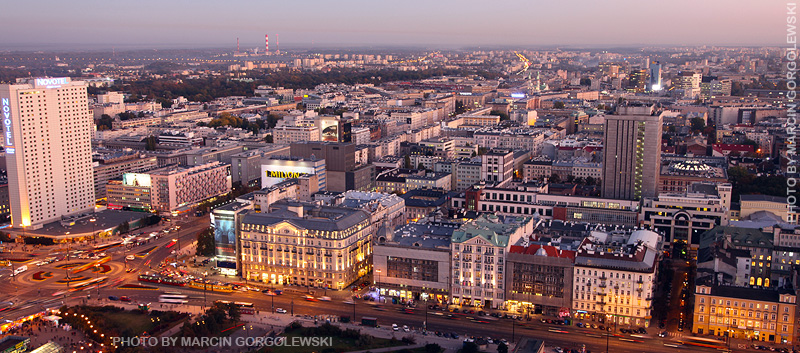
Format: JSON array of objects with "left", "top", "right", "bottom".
[{"left": 0, "top": 0, "right": 778, "bottom": 50}]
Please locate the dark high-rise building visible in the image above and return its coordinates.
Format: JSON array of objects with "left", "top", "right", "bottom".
[
  {"left": 602, "top": 109, "right": 662, "bottom": 200},
  {"left": 628, "top": 69, "right": 649, "bottom": 92},
  {"left": 290, "top": 141, "right": 373, "bottom": 191}
]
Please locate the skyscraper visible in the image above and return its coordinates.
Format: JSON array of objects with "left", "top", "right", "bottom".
[
  {"left": 0, "top": 77, "right": 95, "bottom": 229},
  {"left": 648, "top": 61, "right": 662, "bottom": 91},
  {"left": 602, "top": 108, "right": 663, "bottom": 201}
]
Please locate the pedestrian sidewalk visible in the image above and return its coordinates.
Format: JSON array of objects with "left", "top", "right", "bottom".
[{"left": 346, "top": 343, "right": 424, "bottom": 353}]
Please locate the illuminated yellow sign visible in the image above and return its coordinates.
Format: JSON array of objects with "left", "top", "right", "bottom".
[{"left": 265, "top": 170, "right": 303, "bottom": 179}]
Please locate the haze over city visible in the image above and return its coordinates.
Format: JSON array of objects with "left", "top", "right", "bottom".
[{"left": 0, "top": 0, "right": 780, "bottom": 50}]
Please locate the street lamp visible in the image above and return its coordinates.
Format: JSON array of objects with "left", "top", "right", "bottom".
[
  {"left": 89, "top": 218, "right": 96, "bottom": 244},
  {"left": 203, "top": 271, "right": 208, "bottom": 308},
  {"left": 375, "top": 269, "right": 382, "bottom": 301}
]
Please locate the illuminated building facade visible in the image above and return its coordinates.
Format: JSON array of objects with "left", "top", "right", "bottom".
[
  {"left": 505, "top": 243, "right": 575, "bottom": 317},
  {"left": 450, "top": 214, "right": 535, "bottom": 309},
  {"left": 107, "top": 161, "right": 231, "bottom": 213},
  {"left": 239, "top": 201, "right": 373, "bottom": 290},
  {"left": 0, "top": 78, "right": 95, "bottom": 229},
  {"left": 693, "top": 282, "right": 796, "bottom": 344},
  {"left": 572, "top": 230, "right": 660, "bottom": 327}
]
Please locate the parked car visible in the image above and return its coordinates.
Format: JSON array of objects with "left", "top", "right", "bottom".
[
  {"left": 275, "top": 308, "right": 287, "bottom": 314},
  {"left": 392, "top": 324, "right": 399, "bottom": 331},
  {"left": 107, "top": 296, "right": 119, "bottom": 301},
  {"left": 120, "top": 296, "right": 132, "bottom": 302}
]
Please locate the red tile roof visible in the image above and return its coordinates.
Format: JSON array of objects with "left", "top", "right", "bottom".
[{"left": 509, "top": 243, "right": 577, "bottom": 260}]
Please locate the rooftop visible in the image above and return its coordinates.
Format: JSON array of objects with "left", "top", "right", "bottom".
[{"left": 451, "top": 214, "right": 531, "bottom": 247}]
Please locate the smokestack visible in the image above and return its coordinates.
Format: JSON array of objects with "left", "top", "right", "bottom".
[
  {"left": 236, "top": 37, "right": 239, "bottom": 53},
  {"left": 266, "top": 34, "right": 269, "bottom": 54},
  {"left": 276, "top": 34, "right": 279, "bottom": 53}
]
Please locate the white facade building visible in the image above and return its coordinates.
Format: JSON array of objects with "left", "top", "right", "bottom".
[{"left": 1, "top": 77, "right": 95, "bottom": 229}]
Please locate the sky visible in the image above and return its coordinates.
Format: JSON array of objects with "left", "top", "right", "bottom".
[{"left": 0, "top": 0, "right": 779, "bottom": 50}]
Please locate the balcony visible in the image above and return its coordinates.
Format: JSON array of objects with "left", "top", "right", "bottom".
[
  {"left": 637, "top": 279, "right": 644, "bottom": 284},
  {"left": 597, "top": 292, "right": 607, "bottom": 296},
  {"left": 598, "top": 284, "right": 606, "bottom": 288},
  {"left": 599, "top": 275, "right": 608, "bottom": 280}
]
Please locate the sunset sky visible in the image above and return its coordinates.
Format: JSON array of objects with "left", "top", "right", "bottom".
[{"left": 0, "top": 0, "right": 778, "bottom": 50}]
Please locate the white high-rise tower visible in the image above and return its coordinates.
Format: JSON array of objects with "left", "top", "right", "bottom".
[{"left": 0, "top": 77, "right": 95, "bottom": 230}]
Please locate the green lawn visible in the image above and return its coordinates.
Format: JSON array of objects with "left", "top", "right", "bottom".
[{"left": 101, "top": 310, "right": 158, "bottom": 336}]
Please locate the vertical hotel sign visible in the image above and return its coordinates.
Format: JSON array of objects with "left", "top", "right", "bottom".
[{"left": 2, "top": 98, "right": 13, "bottom": 154}]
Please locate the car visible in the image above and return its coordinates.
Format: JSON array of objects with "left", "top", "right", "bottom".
[
  {"left": 275, "top": 308, "right": 287, "bottom": 314},
  {"left": 403, "top": 325, "right": 409, "bottom": 332},
  {"left": 108, "top": 296, "right": 119, "bottom": 301},
  {"left": 303, "top": 295, "right": 317, "bottom": 301},
  {"left": 499, "top": 339, "right": 508, "bottom": 345},
  {"left": 318, "top": 296, "right": 331, "bottom": 301},
  {"left": 126, "top": 255, "right": 135, "bottom": 261},
  {"left": 658, "top": 331, "right": 667, "bottom": 337},
  {"left": 120, "top": 296, "right": 132, "bottom": 302},
  {"left": 392, "top": 324, "right": 399, "bottom": 331},
  {"left": 554, "top": 348, "right": 564, "bottom": 353},
  {"left": 638, "top": 328, "right": 647, "bottom": 334}
]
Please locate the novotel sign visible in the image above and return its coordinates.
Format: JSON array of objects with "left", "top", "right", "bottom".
[
  {"left": 34, "top": 77, "right": 70, "bottom": 88},
  {"left": 2, "top": 98, "right": 12, "bottom": 147}
]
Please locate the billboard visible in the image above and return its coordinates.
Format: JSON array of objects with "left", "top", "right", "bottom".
[
  {"left": 211, "top": 212, "right": 236, "bottom": 260},
  {"left": 319, "top": 119, "right": 339, "bottom": 142},
  {"left": 122, "top": 173, "right": 151, "bottom": 187},
  {"left": 261, "top": 159, "right": 318, "bottom": 188}
]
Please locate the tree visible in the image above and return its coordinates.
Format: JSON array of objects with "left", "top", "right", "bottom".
[
  {"left": 144, "top": 135, "right": 157, "bottom": 151},
  {"left": 266, "top": 114, "right": 281, "bottom": 129},
  {"left": 404, "top": 155, "right": 411, "bottom": 169},
  {"left": 454, "top": 100, "right": 467, "bottom": 115},
  {"left": 195, "top": 227, "right": 216, "bottom": 256},
  {"left": 585, "top": 176, "right": 596, "bottom": 186},
  {"left": 553, "top": 101, "right": 566, "bottom": 109},
  {"left": 117, "top": 221, "right": 130, "bottom": 235},
  {"left": 417, "top": 163, "right": 426, "bottom": 170},
  {"left": 97, "top": 114, "right": 114, "bottom": 131},
  {"left": 118, "top": 112, "right": 137, "bottom": 121},
  {"left": 462, "top": 341, "right": 479, "bottom": 353},
  {"left": 226, "top": 302, "right": 241, "bottom": 324},
  {"left": 424, "top": 343, "right": 443, "bottom": 353},
  {"left": 490, "top": 110, "right": 510, "bottom": 121},
  {"left": 146, "top": 215, "right": 162, "bottom": 226},
  {"left": 265, "top": 134, "right": 274, "bottom": 143},
  {"left": 497, "top": 342, "right": 509, "bottom": 353},
  {"left": 548, "top": 174, "right": 561, "bottom": 184},
  {"left": 690, "top": 117, "right": 706, "bottom": 132},
  {"left": 477, "top": 147, "right": 488, "bottom": 156}
]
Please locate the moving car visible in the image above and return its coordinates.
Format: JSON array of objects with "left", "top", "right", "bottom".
[{"left": 392, "top": 324, "right": 399, "bottom": 331}]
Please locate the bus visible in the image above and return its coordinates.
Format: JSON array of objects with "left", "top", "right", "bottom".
[
  {"left": 69, "top": 276, "right": 108, "bottom": 291},
  {"left": 678, "top": 337, "right": 727, "bottom": 349},
  {"left": 12, "top": 265, "right": 27, "bottom": 277},
  {"left": 214, "top": 301, "right": 256, "bottom": 315},
  {"left": 138, "top": 274, "right": 187, "bottom": 287},
  {"left": 94, "top": 241, "right": 123, "bottom": 252},
  {"left": 158, "top": 294, "right": 188, "bottom": 304}
]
